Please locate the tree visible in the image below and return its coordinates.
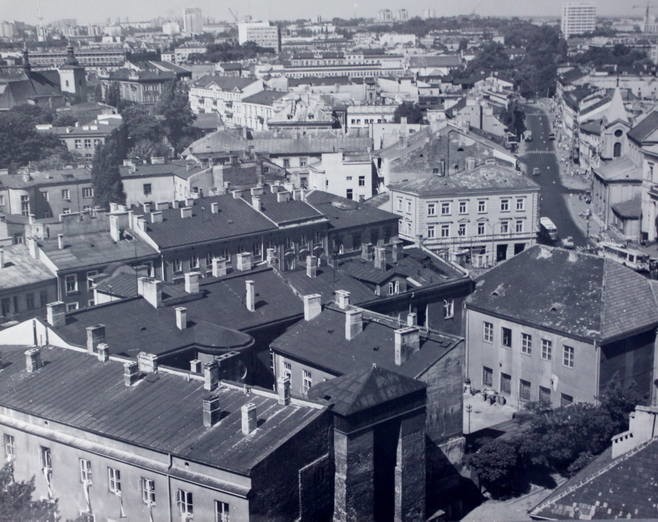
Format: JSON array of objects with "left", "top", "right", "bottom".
[
  {"left": 105, "top": 81, "right": 121, "bottom": 108},
  {"left": 466, "top": 439, "right": 520, "bottom": 498},
  {"left": 91, "top": 128, "right": 126, "bottom": 208},
  {"left": 0, "top": 463, "right": 58, "bottom": 522},
  {"left": 156, "top": 81, "right": 200, "bottom": 153},
  {"left": 393, "top": 102, "right": 424, "bottom": 124},
  {"left": 127, "top": 139, "right": 170, "bottom": 164},
  {"left": 52, "top": 113, "right": 77, "bottom": 127}
]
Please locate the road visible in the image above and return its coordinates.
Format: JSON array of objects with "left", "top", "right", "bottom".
[{"left": 519, "top": 106, "right": 589, "bottom": 247}]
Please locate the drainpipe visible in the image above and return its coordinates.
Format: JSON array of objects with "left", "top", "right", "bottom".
[{"left": 167, "top": 453, "right": 173, "bottom": 522}]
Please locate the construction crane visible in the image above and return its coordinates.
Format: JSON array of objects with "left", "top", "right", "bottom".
[{"left": 228, "top": 8, "right": 240, "bottom": 23}]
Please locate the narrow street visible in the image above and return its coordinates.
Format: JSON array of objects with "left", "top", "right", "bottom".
[{"left": 519, "top": 106, "right": 589, "bottom": 247}]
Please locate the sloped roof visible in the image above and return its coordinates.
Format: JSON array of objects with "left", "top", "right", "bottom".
[
  {"left": 0, "top": 70, "right": 63, "bottom": 110},
  {"left": 308, "top": 365, "right": 426, "bottom": 417},
  {"left": 467, "top": 245, "right": 658, "bottom": 343},
  {"left": 305, "top": 190, "right": 398, "bottom": 231},
  {"left": 628, "top": 111, "right": 658, "bottom": 145},
  {"left": 611, "top": 197, "right": 642, "bottom": 219},
  {"left": 602, "top": 87, "right": 629, "bottom": 125},
  {"left": 241, "top": 90, "right": 287, "bottom": 106},
  {"left": 192, "top": 74, "right": 259, "bottom": 91},
  {"left": 409, "top": 55, "right": 462, "bottom": 68},
  {"left": 0, "top": 244, "right": 54, "bottom": 290},
  {"left": 593, "top": 156, "right": 641, "bottom": 182}
]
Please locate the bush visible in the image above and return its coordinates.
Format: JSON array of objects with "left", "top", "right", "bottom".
[{"left": 466, "top": 439, "right": 520, "bottom": 498}]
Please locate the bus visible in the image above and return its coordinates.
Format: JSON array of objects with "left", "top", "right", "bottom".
[
  {"left": 539, "top": 217, "right": 558, "bottom": 242},
  {"left": 598, "top": 242, "right": 651, "bottom": 272}
]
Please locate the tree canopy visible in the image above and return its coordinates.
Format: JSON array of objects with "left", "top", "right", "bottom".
[
  {"left": 0, "top": 463, "right": 58, "bottom": 522},
  {"left": 393, "top": 102, "right": 424, "bottom": 124},
  {"left": 156, "top": 81, "right": 201, "bottom": 153}
]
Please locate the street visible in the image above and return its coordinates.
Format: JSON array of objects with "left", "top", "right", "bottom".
[{"left": 520, "top": 106, "right": 589, "bottom": 247}]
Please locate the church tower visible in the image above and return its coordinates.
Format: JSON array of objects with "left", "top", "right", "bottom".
[{"left": 58, "top": 43, "right": 87, "bottom": 102}]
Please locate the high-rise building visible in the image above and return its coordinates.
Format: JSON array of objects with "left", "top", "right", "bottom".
[
  {"left": 237, "top": 21, "right": 280, "bottom": 52},
  {"left": 561, "top": 2, "right": 597, "bottom": 39},
  {"left": 398, "top": 9, "right": 409, "bottom": 21},
  {"left": 183, "top": 7, "right": 203, "bottom": 35}
]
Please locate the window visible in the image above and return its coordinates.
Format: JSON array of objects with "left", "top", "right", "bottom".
[
  {"left": 500, "top": 199, "right": 510, "bottom": 212},
  {"left": 515, "top": 220, "right": 524, "bottom": 233},
  {"left": 283, "top": 158, "right": 290, "bottom": 168},
  {"left": 108, "top": 467, "right": 121, "bottom": 494},
  {"left": 477, "top": 222, "right": 485, "bottom": 236},
  {"left": 500, "top": 373, "right": 511, "bottom": 394},
  {"left": 539, "top": 386, "right": 551, "bottom": 406},
  {"left": 0, "top": 194, "right": 4, "bottom": 206},
  {"left": 141, "top": 477, "right": 156, "bottom": 505},
  {"left": 40, "top": 446, "right": 52, "bottom": 470},
  {"left": 20, "top": 195, "right": 29, "bottom": 216},
  {"left": 516, "top": 198, "right": 525, "bottom": 211},
  {"left": 427, "top": 225, "right": 435, "bottom": 238},
  {"left": 62, "top": 189, "right": 71, "bottom": 200},
  {"left": 87, "top": 271, "right": 98, "bottom": 290},
  {"left": 519, "top": 379, "right": 531, "bottom": 401},
  {"left": 521, "top": 333, "right": 532, "bottom": 355},
  {"left": 443, "top": 299, "right": 454, "bottom": 319},
  {"left": 41, "top": 191, "right": 49, "bottom": 202},
  {"left": 427, "top": 203, "right": 436, "bottom": 216},
  {"left": 3, "top": 434, "right": 14, "bottom": 461},
  {"left": 482, "top": 366, "right": 493, "bottom": 387},
  {"left": 1, "top": 298, "right": 9, "bottom": 317},
  {"left": 458, "top": 223, "right": 466, "bottom": 236},
  {"left": 406, "top": 200, "right": 412, "bottom": 213},
  {"left": 176, "top": 489, "right": 193, "bottom": 515},
  {"left": 440, "top": 224, "right": 450, "bottom": 238},
  {"left": 62, "top": 208, "right": 71, "bottom": 214},
  {"left": 190, "top": 255, "right": 199, "bottom": 269},
  {"left": 346, "top": 189, "right": 353, "bottom": 200},
  {"left": 143, "top": 184, "right": 152, "bottom": 196},
  {"left": 39, "top": 290, "right": 48, "bottom": 307},
  {"left": 173, "top": 259, "right": 183, "bottom": 273},
  {"left": 82, "top": 187, "right": 94, "bottom": 199},
  {"left": 79, "top": 458, "right": 92, "bottom": 483},
  {"left": 561, "top": 393, "right": 573, "bottom": 407},
  {"left": 387, "top": 281, "right": 400, "bottom": 295},
  {"left": 302, "top": 369, "right": 312, "bottom": 394},
  {"left": 65, "top": 274, "right": 78, "bottom": 294},
  {"left": 500, "top": 221, "right": 509, "bottom": 234},
  {"left": 215, "top": 501, "right": 230, "bottom": 522},
  {"left": 358, "top": 176, "right": 365, "bottom": 186},
  {"left": 501, "top": 327, "right": 512, "bottom": 348},
  {"left": 459, "top": 201, "right": 467, "bottom": 214},
  {"left": 26, "top": 293, "right": 35, "bottom": 310},
  {"left": 345, "top": 176, "right": 353, "bottom": 181},
  {"left": 477, "top": 200, "right": 486, "bottom": 213},
  {"left": 300, "top": 158, "right": 307, "bottom": 167},
  {"left": 441, "top": 202, "right": 451, "bottom": 215},
  {"left": 396, "top": 198, "right": 403, "bottom": 211},
  {"left": 562, "top": 345, "right": 574, "bottom": 368},
  {"left": 66, "top": 302, "right": 79, "bottom": 312},
  {"left": 483, "top": 321, "right": 493, "bottom": 343},
  {"left": 283, "top": 361, "right": 292, "bottom": 380},
  {"left": 541, "top": 339, "right": 552, "bottom": 360}
]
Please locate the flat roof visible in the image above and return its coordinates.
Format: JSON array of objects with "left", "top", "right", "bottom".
[{"left": 0, "top": 244, "right": 55, "bottom": 290}]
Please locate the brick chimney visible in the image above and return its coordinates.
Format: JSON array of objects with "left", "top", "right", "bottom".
[
  {"left": 373, "top": 245, "right": 387, "bottom": 270},
  {"left": 232, "top": 189, "right": 243, "bottom": 199},
  {"left": 245, "top": 280, "right": 255, "bottom": 312},
  {"left": 361, "top": 242, "right": 373, "bottom": 261},
  {"left": 175, "top": 307, "right": 187, "bottom": 330},
  {"left": 97, "top": 343, "right": 110, "bottom": 362},
  {"left": 236, "top": 252, "right": 252, "bottom": 272},
  {"left": 143, "top": 202, "right": 152, "bottom": 214},
  {"left": 85, "top": 324, "right": 105, "bottom": 353},
  {"left": 139, "top": 278, "right": 162, "bottom": 309},
  {"left": 277, "top": 376, "right": 291, "bottom": 405},
  {"left": 203, "top": 396, "right": 222, "bottom": 428},
  {"left": 150, "top": 211, "right": 163, "bottom": 224},
  {"left": 203, "top": 361, "right": 219, "bottom": 391},
  {"left": 276, "top": 190, "right": 291, "bottom": 203},
  {"left": 266, "top": 248, "right": 276, "bottom": 266},
  {"left": 212, "top": 257, "right": 227, "bottom": 277},
  {"left": 345, "top": 309, "right": 363, "bottom": 340},
  {"left": 46, "top": 301, "right": 66, "bottom": 327},
  {"left": 184, "top": 272, "right": 200, "bottom": 294},
  {"left": 137, "top": 352, "right": 158, "bottom": 374},
  {"left": 391, "top": 238, "right": 403, "bottom": 263},
  {"left": 251, "top": 193, "right": 262, "bottom": 211},
  {"left": 306, "top": 255, "right": 318, "bottom": 278},
  {"left": 335, "top": 289, "right": 350, "bottom": 310},
  {"left": 190, "top": 359, "right": 202, "bottom": 373},
  {"left": 156, "top": 201, "right": 170, "bottom": 211},
  {"left": 394, "top": 327, "right": 420, "bottom": 366},
  {"left": 180, "top": 206, "right": 193, "bottom": 219},
  {"left": 241, "top": 402, "right": 258, "bottom": 435},
  {"left": 303, "top": 294, "right": 322, "bottom": 321},
  {"left": 124, "top": 361, "right": 140, "bottom": 386},
  {"left": 25, "top": 347, "right": 43, "bottom": 373}
]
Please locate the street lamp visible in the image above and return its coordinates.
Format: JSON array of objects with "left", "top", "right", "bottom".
[{"left": 466, "top": 403, "right": 473, "bottom": 434}]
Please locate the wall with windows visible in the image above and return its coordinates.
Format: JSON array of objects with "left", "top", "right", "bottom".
[
  {"left": 465, "top": 308, "right": 597, "bottom": 408},
  {"left": 122, "top": 175, "right": 177, "bottom": 207},
  {"left": 0, "top": 280, "right": 57, "bottom": 322},
  {"left": 308, "top": 152, "right": 375, "bottom": 201},
  {"left": 0, "top": 182, "right": 95, "bottom": 219}
]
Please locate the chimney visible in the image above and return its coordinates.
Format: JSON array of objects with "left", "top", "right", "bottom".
[
  {"left": 175, "top": 306, "right": 187, "bottom": 330},
  {"left": 124, "top": 361, "right": 140, "bottom": 386},
  {"left": 361, "top": 242, "right": 372, "bottom": 261},
  {"left": 277, "top": 377, "right": 291, "bottom": 405},
  {"left": 391, "top": 239, "right": 403, "bottom": 263},
  {"left": 245, "top": 280, "right": 255, "bottom": 312},
  {"left": 137, "top": 352, "right": 158, "bottom": 374},
  {"left": 394, "top": 327, "right": 420, "bottom": 366},
  {"left": 150, "top": 211, "right": 163, "bottom": 224},
  {"left": 143, "top": 202, "right": 152, "bottom": 214},
  {"left": 345, "top": 309, "right": 363, "bottom": 340},
  {"left": 0, "top": 248, "right": 4, "bottom": 269},
  {"left": 155, "top": 201, "right": 170, "bottom": 211},
  {"left": 85, "top": 324, "right": 105, "bottom": 353},
  {"left": 27, "top": 236, "right": 38, "bottom": 259},
  {"left": 250, "top": 185, "right": 264, "bottom": 197},
  {"left": 407, "top": 312, "right": 417, "bottom": 327},
  {"left": 180, "top": 206, "right": 193, "bottom": 219},
  {"left": 203, "top": 361, "right": 219, "bottom": 391},
  {"left": 57, "top": 234, "right": 64, "bottom": 250},
  {"left": 190, "top": 359, "right": 202, "bottom": 373},
  {"left": 139, "top": 278, "right": 162, "bottom": 309},
  {"left": 241, "top": 402, "right": 258, "bottom": 435},
  {"left": 212, "top": 257, "right": 227, "bottom": 277},
  {"left": 303, "top": 293, "right": 322, "bottom": 321},
  {"left": 266, "top": 248, "right": 276, "bottom": 266},
  {"left": 25, "top": 347, "right": 43, "bottom": 373},
  {"left": 46, "top": 301, "right": 66, "bottom": 327},
  {"left": 184, "top": 272, "right": 200, "bottom": 294},
  {"left": 236, "top": 252, "right": 252, "bottom": 272},
  {"left": 335, "top": 289, "right": 351, "bottom": 310},
  {"left": 97, "top": 343, "right": 110, "bottom": 362},
  {"left": 306, "top": 255, "right": 318, "bottom": 278},
  {"left": 373, "top": 245, "right": 387, "bottom": 270},
  {"left": 270, "top": 184, "right": 279, "bottom": 194},
  {"left": 251, "top": 194, "right": 262, "bottom": 211},
  {"left": 211, "top": 201, "right": 219, "bottom": 214},
  {"left": 232, "top": 189, "right": 243, "bottom": 199},
  {"left": 203, "top": 396, "right": 222, "bottom": 428},
  {"left": 276, "top": 190, "right": 291, "bottom": 203},
  {"left": 171, "top": 200, "right": 179, "bottom": 209}
]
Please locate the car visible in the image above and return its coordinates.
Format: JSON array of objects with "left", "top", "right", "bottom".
[
  {"left": 532, "top": 167, "right": 541, "bottom": 176},
  {"left": 561, "top": 236, "right": 575, "bottom": 249}
]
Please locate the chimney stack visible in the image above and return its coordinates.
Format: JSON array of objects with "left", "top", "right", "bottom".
[
  {"left": 46, "top": 301, "right": 66, "bottom": 327},
  {"left": 25, "top": 347, "right": 43, "bottom": 373},
  {"left": 236, "top": 252, "right": 252, "bottom": 272},
  {"left": 335, "top": 289, "right": 350, "bottom": 310},
  {"left": 175, "top": 307, "right": 187, "bottom": 330},
  {"left": 245, "top": 280, "right": 255, "bottom": 312},
  {"left": 143, "top": 202, "right": 152, "bottom": 214},
  {"left": 276, "top": 190, "right": 291, "bottom": 203},
  {"left": 251, "top": 194, "right": 262, "bottom": 211},
  {"left": 85, "top": 324, "right": 105, "bottom": 353},
  {"left": 139, "top": 278, "right": 162, "bottom": 309},
  {"left": 277, "top": 377, "right": 291, "bottom": 405},
  {"left": 394, "top": 327, "right": 420, "bottom": 366},
  {"left": 211, "top": 201, "right": 220, "bottom": 214},
  {"left": 203, "top": 361, "right": 219, "bottom": 391},
  {"left": 391, "top": 238, "right": 403, "bottom": 263},
  {"left": 266, "top": 248, "right": 276, "bottom": 266},
  {"left": 184, "top": 272, "right": 200, "bottom": 294},
  {"left": 124, "top": 361, "right": 140, "bottom": 386},
  {"left": 0, "top": 248, "right": 4, "bottom": 269},
  {"left": 407, "top": 312, "right": 417, "bottom": 327},
  {"left": 190, "top": 359, "right": 202, "bottom": 373},
  {"left": 180, "top": 206, "right": 193, "bottom": 219},
  {"left": 241, "top": 403, "right": 258, "bottom": 435},
  {"left": 306, "top": 255, "right": 318, "bottom": 278},
  {"left": 57, "top": 234, "right": 64, "bottom": 250},
  {"left": 345, "top": 309, "right": 363, "bottom": 340},
  {"left": 155, "top": 201, "right": 170, "bottom": 211},
  {"left": 303, "top": 294, "right": 322, "bottom": 321},
  {"left": 373, "top": 245, "right": 387, "bottom": 270},
  {"left": 97, "top": 343, "right": 110, "bottom": 362},
  {"left": 203, "top": 396, "right": 222, "bottom": 428},
  {"left": 212, "top": 257, "right": 227, "bottom": 277},
  {"left": 137, "top": 352, "right": 158, "bottom": 374},
  {"left": 150, "top": 211, "right": 163, "bottom": 224},
  {"left": 361, "top": 242, "right": 372, "bottom": 261},
  {"left": 232, "top": 189, "right": 243, "bottom": 199}
]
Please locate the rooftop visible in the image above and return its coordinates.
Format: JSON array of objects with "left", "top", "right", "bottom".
[
  {"left": 241, "top": 90, "right": 287, "bottom": 106},
  {"left": 628, "top": 111, "right": 658, "bottom": 145},
  {"left": 305, "top": 190, "right": 398, "bottom": 231},
  {"left": 0, "top": 244, "right": 55, "bottom": 291},
  {"left": 119, "top": 161, "right": 207, "bottom": 181},
  {"left": 0, "top": 168, "right": 91, "bottom": 189},
  {"left": 593, "top": 156, "right": 642, "bottom": 182},
  {"left": 192, "top": 74, "right": 260, "bottom": 91}
]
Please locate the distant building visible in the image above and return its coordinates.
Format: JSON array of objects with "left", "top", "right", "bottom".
[
  {"left": 99, "top": 69, "right": 176, "bottom": 105},
  {"left": 561, "top": 2, "right": 597, "bottom": 39},
  {"left": 27, "top": 46, "right": 126, "bottom": 70},
  {"left": 237, "top": 21, "right": 280, "bottom": 52},
  {"left": 161, "top": 21, "right": 180, "bottom": 35},
  {"left": 188, "top": 75, "right": 264, "bottom": 124},
  {"left": 183, "top": 7, "right": 203, "bottom": 35},
  {"left": 307, "top": 152, "right": 376, "bottom": 200}
]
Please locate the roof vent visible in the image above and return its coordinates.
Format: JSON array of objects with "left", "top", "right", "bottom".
[
  {"left": 180, "top": 206, "right": 193, "bottom": 219},
  {"left": 124, "top": 361, "right": 140, "bottom": 386}
]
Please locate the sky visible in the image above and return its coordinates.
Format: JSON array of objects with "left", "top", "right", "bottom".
[{"left": 0, "top": 0, "right": 637, "bottom": 25}]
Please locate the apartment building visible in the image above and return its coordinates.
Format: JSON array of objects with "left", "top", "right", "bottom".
[
  {"left": 99, "top": 69, "right": 176, "bottom": 105},
  {"left": 188, "top": 75, "right": 264, "bottom": 125},
  {"left": 307, "top": 151, "right": 375, "bottom": 200},
  {"left": 561, "top": 2, "right": 597, "bottom": 39},
  {"left": 237, "top": 21, "right": 281, "bottom": 52}
]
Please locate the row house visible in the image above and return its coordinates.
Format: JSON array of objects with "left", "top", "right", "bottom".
[{"left": 188, "top": 75, "right": 263, "bottom": 126}]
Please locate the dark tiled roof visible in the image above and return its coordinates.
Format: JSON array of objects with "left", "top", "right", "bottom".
[
  {"left": 0, "top": 344, "right": 323, "bottom": 475},
  {"left": 409, "top": 55, "right": 462, "bottom": 68},
  {"left": 628, "top": 111, "right": 658, "bottom": 145},
  {"left": 278, "top": 266, "right": 376, "bottom": 305},
  {"left": 119, "top": 161, "right": 205, "bottom": 180},
  {"left": 192, "top": 74, "right": 259, "bottom": 91},
  {"left": 308, "top": 365, "right": 426, "bottom": 417},
  {"left": 256, "top": 192, "right": 324, "bottom": 226},
  {"left": 466, "top": 246, "right": 658, "bottom": 343},
  {"left": 241, "top": 90, "right": 286, "bottom": 106},
  {"left": 611, "top": 197, "right": 642, "bottom": 219},
  {"left": 305, "top": 191, "right": 398, "bottom": 231},
  {"left": 529, "top": 439, "right": 658, "bottom": 520},
  {"left": 0, "top": 70, "right": 62, "bottom": 110},
  {"left": 593, "top": 157, "right": 641, "bottom": 182},
  {"left": 0, "top": 244, "right": 55, "bottom": 290}
]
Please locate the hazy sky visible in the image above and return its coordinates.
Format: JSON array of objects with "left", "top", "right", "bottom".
[{"left": 0, "top": 0, "right": 635, "bottom": 25}]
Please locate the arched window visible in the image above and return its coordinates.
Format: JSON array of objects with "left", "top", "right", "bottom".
[{"left": 613, "top": 142, "right": 622, "bottom": 157}]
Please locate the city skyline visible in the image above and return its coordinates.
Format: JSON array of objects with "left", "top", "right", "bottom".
[{"left": 0, "top": 0, "right": 640, "bottom": 26}]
